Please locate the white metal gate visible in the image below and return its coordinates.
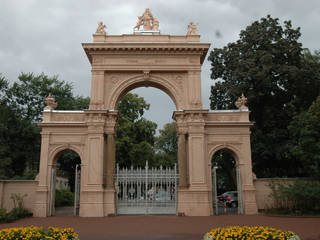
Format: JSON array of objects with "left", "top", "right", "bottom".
[
  {"left": 49, "top": 167, "right": 55, "bottom": 216},
  {"left": 236, "top": 166, "right": 243, "bottom": 214},
  {"left": 115, "top": 162, "right": 178, "bottom": 215},
  {"left": 74, "top": 164, "right": 81, "bottom": 216},
  {"left": 212, "top": 166, "right": 243, "bottom": 215}
]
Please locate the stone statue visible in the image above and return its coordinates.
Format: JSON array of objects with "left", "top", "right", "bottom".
[
  {"left": 44, "top": 93, "right": 57, "bottom": 110},
  {"left": 134, "top": 8, "right": 158, "bottom": 31},
  {"left": 95, "top": 21, "right": 107, "bottom": 35},
  {"left": 235, "top": 93, "right": 248, "bottom": 110},
  {"left": 187, "top": 22, "right": 198, "bottom": 35},
  {"left": 152, "top": 18, "right": 159, "bottom": 31}
]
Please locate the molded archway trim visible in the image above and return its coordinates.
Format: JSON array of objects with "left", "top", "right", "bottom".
[
  {"left": 49, "top": 144, "right": 83, "bottom": 166},
  {"left": 208, "top": 144, "right": 242, "bottom": 166},
  {"left": 108, "top": 74, "right": 182, "bottom": 110}
]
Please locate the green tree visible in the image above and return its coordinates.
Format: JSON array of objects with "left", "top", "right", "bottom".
[
  {"left": 56, "top": 150, "right": 81, "bottom": 192},
  {"left": 288, "top": 96, "right": 320, "bottom": 178},
  {"left": 7, "top": 73, "right": 89, "bottom": 122},
  {"left": 208, "top": 15, "right": 320, "bottom": 177},
  {"left": 154, "top": 122, "right": 178, "bottom": 167},
  {"left": 0, "top": 76, "right": 39, "bottom": 178},
  {"left": 0, "top": 73, "right": 89, "bottom": 179},
  {"left": 212, "top": 150, "right": 237, "bottom": 195},
  {"left": 116, "top": 93, "right": 157, "bottom": 168}
]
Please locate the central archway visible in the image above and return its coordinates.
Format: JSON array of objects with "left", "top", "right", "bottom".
[
  {"left": 108, "top": 74, "right": 181, "bottom": 110},
  {"left": 112, "top": 82, "right": 178, "bottom": 214}
]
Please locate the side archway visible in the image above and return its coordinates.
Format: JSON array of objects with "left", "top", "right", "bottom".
[
  {"left": 48, "top": 145, "right": 82, "bottom": 216},
  {"left": 209, "top": 145, "right": 243, "bottom": 215}
]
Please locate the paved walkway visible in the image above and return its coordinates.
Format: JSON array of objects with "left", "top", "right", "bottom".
[{"left": 1, "top": 215, "right": 320, "bottom": 240}]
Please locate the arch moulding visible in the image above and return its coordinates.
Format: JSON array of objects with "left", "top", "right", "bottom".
[{"left": 107, "top": 74, "right": 183, "bottom": 110}]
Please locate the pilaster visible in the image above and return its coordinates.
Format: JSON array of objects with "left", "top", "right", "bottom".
[
  {"left": 33, "top": 131, "right": 50, "bottom": 217},
  {"left": 89, "top": 70, "right": 105, "bottom": 110},
  {"left": 187, "top": 70, "right": 202, "bottom": 109},
  {"left": 240, "top": 133, "right": 258, "bottom": 214},
  {"left": 80, "top": 110, "right": 107, "bottom": 217},
  {"left": 104, "top": 111, "right": 118, "bottom": 216}
]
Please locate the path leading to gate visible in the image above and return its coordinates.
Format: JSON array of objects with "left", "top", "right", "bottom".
[{"left": 1, "top": 215, "right": 319, "bottom": 240}]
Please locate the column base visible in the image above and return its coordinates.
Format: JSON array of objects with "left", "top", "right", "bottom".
[
  {"left": 33, "top": 186, "right": 49, "bottom": 217},
  {"left": 33, "top": 202, "right": 48, "bottom": 217},
  {"left": 103, "top": 188, "right": 116, "bottom": 216},
  {"left": 243, "top": 184, "right": 258, "bottom": 214},
  {"left": 177, "top": 189, "right": 211, "bottom": 216},
  {"left": 79, "top": 187, "right": 104, "bottom": 217}
]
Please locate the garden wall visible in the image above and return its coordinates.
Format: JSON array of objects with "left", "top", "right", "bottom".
[
  {"left": 253, "top": 178, "right": 311, "bottom": 210},
  {"left": 0, "top": 180, "right": 38, "bottom": 212}
]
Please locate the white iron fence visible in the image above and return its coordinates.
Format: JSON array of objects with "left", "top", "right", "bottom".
[{"left": 115, "top": 161, "right": 178, "bottom": 215}]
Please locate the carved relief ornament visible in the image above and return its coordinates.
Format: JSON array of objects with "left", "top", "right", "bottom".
[
  {"left": 235, "top": 93, "right": 248, "bottom": 110},
  {"left": 44, "top": 93, "right": 57, "bottom": 110}
]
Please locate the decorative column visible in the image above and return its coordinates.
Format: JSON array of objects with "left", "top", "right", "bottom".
[
  {"left": 81, "top": 110, "right": 107, "bottom": 217},
  {"left": 173, "top": 111, "right": 188, "bottom": 188},
  {"left": 178, "top": 133, "right": 188, "bottom": 188},
  {"left": 175, "top": 110, "right": 211, "bottom": 216},
  {"left": 34, "top": 97, "right": 58, "bottom": 217},
  {"left": 103, "top": 111, "right": 118, "bottom": 216},
  {"left": 33, "top": 131, "right": 50, "bottom": 217},
  {"left": 106, "top": 133, "right": 115, "bottom": 188},
  {"left": 235, "top": 94, "right": 258, "bottom": 214}
]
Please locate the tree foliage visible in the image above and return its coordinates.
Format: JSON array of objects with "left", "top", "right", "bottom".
[
  {"left": 288, "top": 96, "right": 320, "bottom": 178},
  {"left": 154, "top": 122, "right": 178, "bottom": 167},
  {"left": 116, "top": 93, "right": 157, "bottom": 168},
  {"left": 212, "top": 150, "right": 238, "bottom": 195},
  {"left": 0, "top": 73, "right": 89, "bottom": 179},
  {"left": 208, "top": 15, "right": 320, "bottom": 177}
]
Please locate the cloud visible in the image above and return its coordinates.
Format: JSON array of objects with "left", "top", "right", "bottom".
[{"left": 1, "top": 0, "right": 319, "bottom": 130}]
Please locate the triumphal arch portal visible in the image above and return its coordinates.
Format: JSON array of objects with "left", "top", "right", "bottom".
[{"left": 34, "top": 9, "right": 258, "bottom": 217}]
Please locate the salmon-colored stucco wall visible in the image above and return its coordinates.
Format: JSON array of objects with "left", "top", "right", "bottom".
[
  {"left": 0, "top": 181, "right": 38, "bottom": 212},
  {"left": 253, "top": 178, "right": 311, "bottom": 210}
]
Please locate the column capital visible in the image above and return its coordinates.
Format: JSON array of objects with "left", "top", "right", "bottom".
[
  {"left": 104, "top": 111, "right": 118, "bottom": 135},
  {"left": 177, "top": 129, "right": 188, "bottom": 136},
  {"left": 91, "top": 70, "right": 105, "bottom": 75}
]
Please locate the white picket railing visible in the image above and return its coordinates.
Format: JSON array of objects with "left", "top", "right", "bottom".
[{"left": 115, "top": 161, "right": 178, "bottom": 215}]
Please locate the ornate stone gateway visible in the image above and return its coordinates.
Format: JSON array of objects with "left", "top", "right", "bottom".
[{"left": 34, "top": 9, "right": 258, "bottom": 217}]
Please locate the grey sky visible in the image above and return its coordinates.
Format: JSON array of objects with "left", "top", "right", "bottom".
[{"left": 1, "top": 0, "right": 319, "bottom": 131}]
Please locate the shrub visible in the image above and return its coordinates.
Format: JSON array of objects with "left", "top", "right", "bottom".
[
  {"left": 6, "top": 207, "right": 32, "bottom": 221},
  {"left": 0, "top": 226, "right": 79, "bottom": 240},
  {"left": 0, "top": 208, "right": 7, "bottom": 222},
  {"left": 269, "top": 180, "right": 320, "bottom": 215},
  {"left": 203, "top": 226, "right": 298, "bottom": 240},
  {"left": 0, "top": 193, "right": 32, "bottom": 223},
  {"left": 55, "top": 189, "right": 74, "bottom": 207}
]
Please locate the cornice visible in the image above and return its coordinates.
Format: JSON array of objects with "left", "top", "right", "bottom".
[{"left": 82, "top": 42, "right": 210, "bottom": 64}]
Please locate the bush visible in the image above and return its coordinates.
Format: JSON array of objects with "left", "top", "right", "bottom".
[
  {"left": 0, "top": 208, "right": 7, "bottom": 222},
  {"left": 203, "top": 226, "right": 298, "bottom": 240},
  {"left": 0, "top": 226, "right": 79, "bottom": 240},
  {"left": 269, "top": 180, "right": 320, "bottom": 215},
  {"left": 0, "top": 207, "right": 32, "bottom": 223},
  {"left": 55, "top": 189, "right": 74, "bottom": 207},
  {"left": 0, "top": 193, "right": 32, "bottom": 223}
]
